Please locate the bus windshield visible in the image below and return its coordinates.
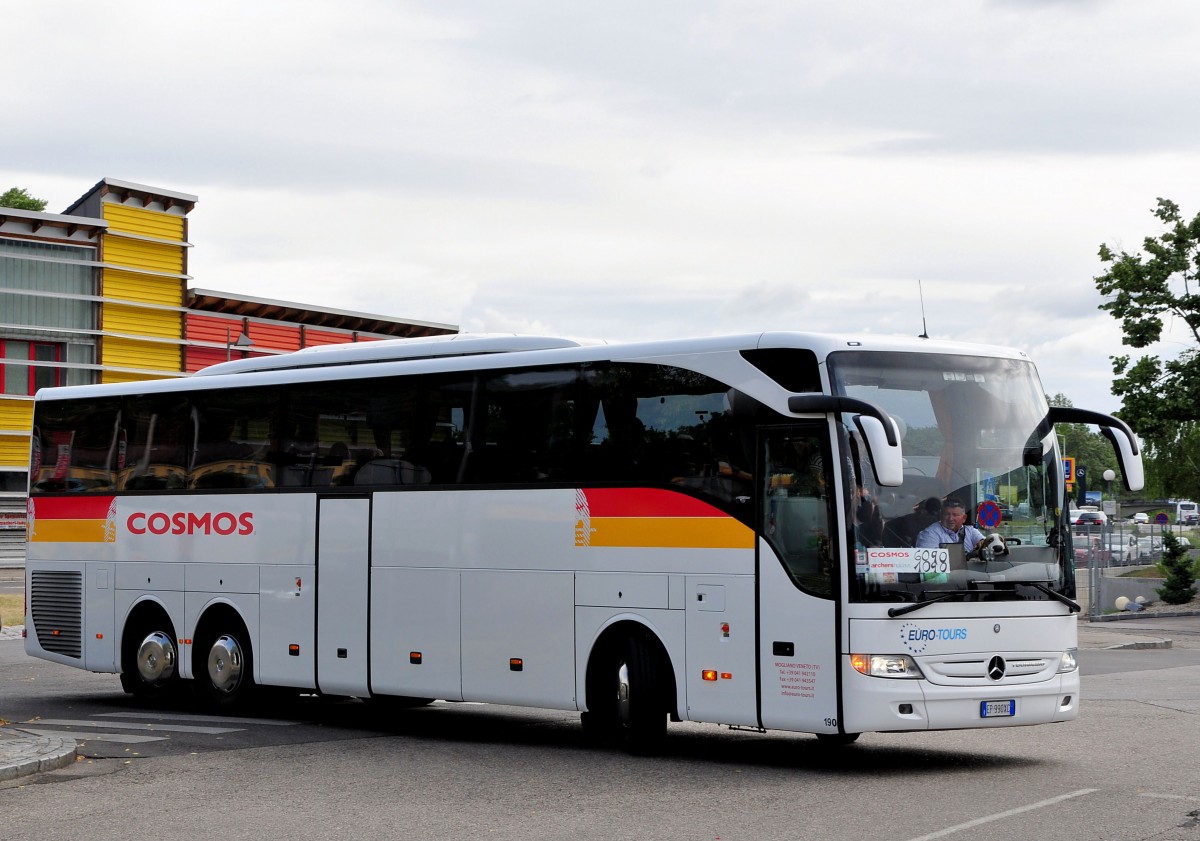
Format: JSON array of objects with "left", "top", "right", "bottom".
[{"left": 827, "top": 350, "right": 1067, "bottom": 604}]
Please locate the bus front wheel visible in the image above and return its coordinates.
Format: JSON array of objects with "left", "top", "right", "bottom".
[
  {"left": 815, "top": 731, "right": 860, "bottom": 746},
  {"left": 584, "top": 632, "right": 668, "bottom": 754}
]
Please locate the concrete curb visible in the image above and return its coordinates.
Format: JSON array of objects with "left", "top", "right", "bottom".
[
  {"left": 1100, "top": 638, "right": 1173, "bottom": 650},
  {"left": 0, "top": 728, "right": 78, "bottom": 782}
]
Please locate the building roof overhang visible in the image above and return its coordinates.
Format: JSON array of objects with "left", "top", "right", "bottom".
[{"left": 186, "top": 288, "right": 458, "bottom": 338}]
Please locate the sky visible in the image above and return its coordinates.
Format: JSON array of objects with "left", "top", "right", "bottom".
[{"left": 4, "top": 0, "right": 1199, "bottom": 415}]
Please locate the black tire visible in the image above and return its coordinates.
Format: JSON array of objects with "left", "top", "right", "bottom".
[
  {"left": 815, "top": 731, "right": 860, "bottom": 746},
  {"left": 194, "top": 616, "right": 255, "bottom": 710},
  {"left": 584, "top": 632, "right": 668, "bottom": 754},
  {"left": 366, "top": 695, "right": 435, "bottom": 710},
  {"left": 120, "top": 613, "right": 180, "bottom": 701}
]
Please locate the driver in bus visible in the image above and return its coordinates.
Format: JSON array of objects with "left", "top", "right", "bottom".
[{"left": 915, "top": 497, "right": 985, "bottom": 553}]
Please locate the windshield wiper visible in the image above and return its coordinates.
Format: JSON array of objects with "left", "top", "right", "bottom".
[
  {"left": 887, "top": 592, "right": 962, "bottom": 618},
  {"left": 1024, "top": 582, "right": 1082, "bottom": 613}
]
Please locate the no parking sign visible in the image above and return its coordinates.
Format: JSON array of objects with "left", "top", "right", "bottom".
[{"left": 977, "top": 500, "right": 1002, "bottom": 529}]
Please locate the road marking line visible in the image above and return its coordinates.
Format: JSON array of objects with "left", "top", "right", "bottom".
[
  {"left": 97, "top": 712, "right": 301, "bottom": 726},
  {"left": 18, "top": 728, "right": 169, "bottom": 744},
  {"left": 902, "top": 789, "right": 1100, "bottom": 841},
  {"left": 1139, "top": 793, "right": 1200, "bottom": 803},
  {"left": 34, "top": 719, "right": 244, "bottom": 735}
]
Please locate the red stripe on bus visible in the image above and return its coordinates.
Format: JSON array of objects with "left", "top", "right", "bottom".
[
  {"left": 32, "top": 496, "right": 115, "bottom": 520},
  {"left": 582, "top": 487, "right": 725, "bottom": 519}
]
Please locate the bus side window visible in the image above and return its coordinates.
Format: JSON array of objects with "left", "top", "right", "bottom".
[
  {"left": 189, "top": 387, "right": 279, "bottom": 490},
  {"left": 31, "top": 397, "right": 122, "bottom": 493},
  {"left": 762, "top": 431, "right": 833, "bottom": 597},
  {"left": 120, "top": 395, "right": 188, "bottom": 491}
]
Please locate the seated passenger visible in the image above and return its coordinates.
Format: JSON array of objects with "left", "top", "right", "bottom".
[
  {"left": 916, "top": 498, "right": 985, "bottom": 553},
  {"left": 882, "top": 496, "right": 941, "bottom": 547}
]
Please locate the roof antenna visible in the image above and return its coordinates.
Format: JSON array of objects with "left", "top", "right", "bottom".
[{"left": 917, "top": 279, "right": 930, "bottom": 339}]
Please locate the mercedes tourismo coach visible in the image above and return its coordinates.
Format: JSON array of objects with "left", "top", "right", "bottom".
[{"left": 24, "top": 332, "right": 1143, "bottom": 749}]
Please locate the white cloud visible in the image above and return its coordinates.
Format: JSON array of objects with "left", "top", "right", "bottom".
[{"left": 5, "top": 0, "right": 1200, "bottom": 418}]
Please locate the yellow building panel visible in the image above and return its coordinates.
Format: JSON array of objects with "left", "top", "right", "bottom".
[
  {"left": 101, "top": 336, "right": 180, "bottom": 373},
  {"left": 102, "top": 202, "right": 185, "bottom": 241},
  {"left": 101, "top": 370, "right": 173, "bottom": 386},
  {"left": 103, "top": 303, "right": 182, "bottom": 340},
  {"left": 102, "top": 268, "right": 184, "bottom": 307},
  {"left": 0, "top": 434, "right": 31, "bottom": 469},
  {"left": 0, "top": 399, "right": 34, "bottom": 434},
  {"left": 104, "top": 237, "right": 184, "bottom": 275}
]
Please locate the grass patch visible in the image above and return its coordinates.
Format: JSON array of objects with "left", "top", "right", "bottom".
[
  {"left": 0, "top": 592, "right": 23, "bottom": 627},
  {"left": 1120, "top": 567, "right": 1166, "bottom": 579}
]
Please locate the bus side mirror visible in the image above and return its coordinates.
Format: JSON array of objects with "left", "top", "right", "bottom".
[
  {"left": 1046, "top": 406, "right": 1144, "bottom": 493},
  {"left": 854, "top": 415, "right": 904, "bottom": 488},
  {"left": 1101, "top": 427, "right": 1145, "bottom": 492},
  {"left": 788, "top": 394, "right": 904, "bottom": 488}
]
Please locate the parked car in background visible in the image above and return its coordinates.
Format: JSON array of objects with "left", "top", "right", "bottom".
[
  {"left": 1071, "top": 510, "right": 1108, "bottom": 530},
  {"left": 1132, "top": 512, "right": 1149, "bottom": 524},
  {"left": 1184, "top": 513, "right": 1200, "bottom": 526}
]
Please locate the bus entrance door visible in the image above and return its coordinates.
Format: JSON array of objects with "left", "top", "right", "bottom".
[
  {"left": 316, "top": 496, "right": 371, "bottom": 697},
  {"left": 756, "top": 427, "right": 841, "bottom": 735}
]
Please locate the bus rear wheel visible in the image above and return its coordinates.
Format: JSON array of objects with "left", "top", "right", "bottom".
[
  {"left": 120, "top": 625, "right": 179, "bottom": 700},
  {"left": 194, "top": 619, "right": 255, "bottom": 710},
  {"left": 584, "top": 632, "right": 668, "bottom": 754}
]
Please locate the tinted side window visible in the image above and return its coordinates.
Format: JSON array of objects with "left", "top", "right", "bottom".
[
  {"left": 469, "top": 367, "right": 581, "bottom": 484},
  {"left": 283, "top": 377, "right": 444, "bottom": 488},
  {"left": 31, "top": 397, "right": 121, "bottom": 493},
  {"left": 582, "top": 363, "right": 756, "bottom": 510},
  {"left": 120, "top": 394, "right": 189, "bottom": 491},
  {"left": 762, "top": 428, "right": 834, "bottom": 597},
  {"left": 190, "top": 387, "right": 278, "bottom": 489}
]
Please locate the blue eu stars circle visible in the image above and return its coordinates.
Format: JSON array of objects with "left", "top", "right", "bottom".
[{"left": 899, "top": 622, "right": 928, "bottom": 654}]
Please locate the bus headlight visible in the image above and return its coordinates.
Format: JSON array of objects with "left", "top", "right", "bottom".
[
  {"left": 851, "top": 654, "right": 923, "bottom": 679},
  {"left": 1058, "top": 648, "right": 1078, "bottom": 673}
]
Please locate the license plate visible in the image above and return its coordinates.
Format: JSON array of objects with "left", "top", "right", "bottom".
[{"left": 981, "top": 700, "right": 1016, "bottom": 718}]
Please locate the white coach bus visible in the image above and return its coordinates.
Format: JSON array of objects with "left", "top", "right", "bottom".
[{"left": 24, "top": 332, "right": 1143, "bottom": 749}]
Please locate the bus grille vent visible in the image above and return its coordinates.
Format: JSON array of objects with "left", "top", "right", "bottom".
[{"left": 30, "top": 570, "right": 84, "bottom": 659}]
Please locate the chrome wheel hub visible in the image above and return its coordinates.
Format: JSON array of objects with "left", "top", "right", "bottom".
[
  {"left": 136, "top": 631, "right": 177, "bottom": 685},
  {"left": 207, "top": 634, "right": 244, "bottom": 694}
]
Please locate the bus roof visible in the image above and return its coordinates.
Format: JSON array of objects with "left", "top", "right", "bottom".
[{"left": 34, "top": 331, "right": 1032, "bottom": 402}]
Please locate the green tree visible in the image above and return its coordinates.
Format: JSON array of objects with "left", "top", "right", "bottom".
[
  {"left": 1155, "top": 531, "right": 1197, "bottom": 605},
  {"left": 1094, "top": 198, "right": 1200, "bottom": 500},
  {"left": 0, "top": 187, "right": 49, "bottom": 211}
]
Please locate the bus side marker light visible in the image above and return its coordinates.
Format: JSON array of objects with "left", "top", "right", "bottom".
[
  {"left": 96, "top": 633, "right": 103, "bottom": 639},
  {"left": 721, "top": 672, "right": 732, "bottom": 680},
  {"left": 410, "top": 652, "right": 422, "bottom": 664},
  {"left": 702, "top": 670, "right": 718, "bottom": 681},
  {"left": 288, "top": 644, "right": 300, "bottom": 656},
  {"left": 510, "top": 658, "right": 523, "bottom": 672}
]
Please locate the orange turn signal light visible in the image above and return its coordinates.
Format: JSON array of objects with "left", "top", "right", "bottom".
[
  {"left": 702, "top": 669, "right": 718, "bottom": 681},
  {"left": 851, "top": 653, "right": 870, "bottom": 675}
]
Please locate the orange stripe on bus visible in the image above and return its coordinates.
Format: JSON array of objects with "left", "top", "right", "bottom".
[
  {"left": 28, "top": 518, "right": 112, "bottom": 543},
  {"left": 585, "top": 516, "right": 753, "bottom": 549}
]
